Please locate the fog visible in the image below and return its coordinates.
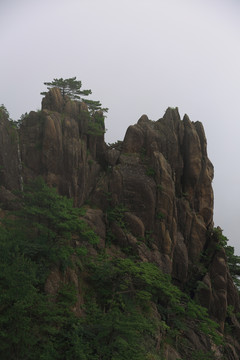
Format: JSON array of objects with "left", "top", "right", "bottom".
[{"left": 1, "top": 0, "right": 240, "bottom": 253}]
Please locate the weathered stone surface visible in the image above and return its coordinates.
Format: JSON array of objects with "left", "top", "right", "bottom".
[
  {"left": 83, "top": 207, "right": 106, "bottom": 240},
  {"left": 45, "top": 267, "right": 83, "bottom": 316},
  {"left": 98, "top": 108, "right": 238, "bottom": 343},
  {"left": 164, "top": 344, "right": 181, "bottom": 360},
  {"left": 122, "top": 119, "right": 145, "bottom": 153},
  {"left": 1, "top": 94, "right": 240, "bottom": 358},
  {"left": 209, "top": 250, "right": 228, "bottom": 329},
  {"left": 105, "top": 148, "right": 120, "bottom": 166},
  {"left": 19, "top": 90, "right": 104, "bottom": 206},
  {"left": 124, "top": 212, "right": 145, "bottom": 238},
  {"left": 0, "top": 186, "right": 19, "bottom": 210},
  {"left": 0, "top": 111, "right": 19, "bottom": 190},
  {"left": 227, "top": 272, "right": 240, "bottom": 311},
  {"left": 172, "top": 232, "right": 188, "bottom": 283},
  {"left": 195, "top": 272, "right": 212, "bottom": 309},
  {"left": 188, "top": 214, "right": 207, "bottom": 260},
  {"left": 42, "top": 87, "right": 64, "bottom": 113}
]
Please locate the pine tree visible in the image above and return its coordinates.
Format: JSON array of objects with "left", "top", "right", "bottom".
[
  {"left": 41, "top": 76, "right": 92, "bottom": 100},
  {"left": 83, "top": 99, "right": 108, "bottom": 115}
]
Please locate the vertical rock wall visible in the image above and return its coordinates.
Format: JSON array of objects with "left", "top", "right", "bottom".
[
  {"left": 19, "top": 88, "right": 106, "bottom": 206},
  {"left": 0, "top": 91, "right": 239, "bottom": 347}
]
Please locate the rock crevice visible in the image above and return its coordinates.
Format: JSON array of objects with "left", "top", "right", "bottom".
[{"left": 0, "top": 93, "right": 239, "bottom": 359}]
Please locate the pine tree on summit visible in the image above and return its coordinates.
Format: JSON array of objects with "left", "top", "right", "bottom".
[
  {"left": 41, "top": 77, "right": 108, "bottom": 136},
  {"left": 41, "top": 76, "right": 92, "bottom": 100}
]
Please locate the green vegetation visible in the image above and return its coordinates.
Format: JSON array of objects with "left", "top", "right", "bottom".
[
  {"left": 0, "top": 104, "right": 20, "bottom": 130},
  {"left": 0, "top": 179, "right": 224, "bottom": 359},
  {"left": 83, "top": 98, "right": 108, "bottom": 137},
  {"left": 146, "top": 167, "right": 156, "bottom": 177},
  {"left": 41, "top": 77, "right": 92, "bottom": 100},
  {"left": 107, "top": 140, "right": 123, "bottom": 150},
  {"left": 156, "top": 184, "right": 163, "bottom": 191},
  {"left": 191, "top": 350, "right": 216, "bottom": 360},
  {"left": 81, "top": 256, "right": 223, "bottom": 359},
  {"left": 84, "top": 98, "right": 108, "bottom": 115},
  {"left": 0, "top": 104, "right": 10, "bottom": 119},
  {"left": 20, "top": 112, "right": 29, "bottom": 121},
  {"left": 105, "top": 204, "right": 128, "bottom": 247},
  {"left": 86, "top": 110, "right": 106, "bottom": 136},
  {"left": 209, "top": 227, "right": 240, "bottom": 289},
  {"left": 41, "top": 76, "right": 108, "bottom": 136},
  {"left": 156, "top": 212, "right": 165, "bottom": 221},
  {"left": 107, "top": 204, "right": 128, "bottom": 230},
  {"left": 0, "top": 178, "right": 99, "bottom": 359},
  {"left": 225, "top": 245, "right": 240, "bottom": 288},
  {"left": 140, "top": 147, "right": 147, "bottom": 162}
]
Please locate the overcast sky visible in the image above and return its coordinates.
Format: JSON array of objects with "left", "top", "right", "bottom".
[{"left": 1, "top": 0, "right": 240, "bottom": 253}]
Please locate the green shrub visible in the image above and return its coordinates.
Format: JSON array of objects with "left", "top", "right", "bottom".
[
  {"left": 107, "top": 204, "right": 128, "bottom": 230},
  {"left": 0, "top": 104, "right": 10, "bottom": 120},
  {"left": 146, "top": 167, "right": 156, "bottom": 177},
  {"left": 0, "top": 177, "right": 224, "bottom": 359},
  {"left": 156, "top": 212, "right": 165, "bottom": 221}
]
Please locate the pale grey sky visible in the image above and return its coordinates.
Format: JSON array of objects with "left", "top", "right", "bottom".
[{"left": 1, "top": 0, "right": 240, "bottom": 253}]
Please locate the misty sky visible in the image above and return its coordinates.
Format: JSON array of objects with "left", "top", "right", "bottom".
[{"left": 1, "top": 0, "right": 240, "bottom": 253}]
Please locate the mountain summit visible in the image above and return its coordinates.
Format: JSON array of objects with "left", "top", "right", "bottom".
[{"left": 0, "top": 88, "right": 239, "bottom": 359}]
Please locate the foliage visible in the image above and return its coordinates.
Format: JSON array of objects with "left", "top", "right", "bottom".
[
  {"left": 19, "top": 112, "right": 29, "bottom": 121},
  {"left": 41, "top": 76, "right": 92, "bottom": 100},
  {"left": 0, "top": 104, "right": 18, "bottom": 128},
  {"left": 156, "top": 212, "right": 165, "bottom": 221},
  {"left": 0, "top": 178, "right": 224, "bottom": 358},
  {"left": 0, "top": 227, "right": 73, "bottom": 359},
  {"left": 210, "top": 227, "right": 240, "bottom": 289},
  {"left": 85, "top": 256, "right": 222, "bottom": 350},
  {"left": 146, "top": 167, "right": 156, "bottom": 177},
  {"left": 83, "top": 98, "right": 108, "bottom": 137},
  {"left": 225, "top": 245, "right": 240, "bottom": 288},
  {"left": 157, "top": 184, "right": 163, "bottom": 191},
  {"left": 41, "top": 76, "right": 108, "bottom": 136},
  {"left": 107, "top": 204, "right": 128, "bottom": 230},
  {"left": 5, "top": 177, "right": 98, "bottom": 274},
  {"left": 83, "top": 98, "right": 108, "bottom": 115},
  {"left": 82, "top": 257, "right": 172, "bottom": 359},
  {"left": 210, "top": 227, "right": 228, "bottom": 247},
  {"left": 185, "top": 300, "right": 222, "bottom": 345},
  {"left": 86, "top": 111, "right": 106, "bottom": 136},
  {"left": 107, "top": 140, "right": 123, "bottom": 150},
  {"left": 0, "top": 103, "right": 10, "bottom": 119},
  {"left": 0, "top": 178, "right": 103, "bottom": 359},
  {"left": 191, "top": 350, "right": 216, "bottom": 360}
]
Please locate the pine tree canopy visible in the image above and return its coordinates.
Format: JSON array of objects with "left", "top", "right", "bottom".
[
  {"left": 40, "top": 77, "right": 108, "bottom": 136},
  {"left": 40, "top": 76, "right": 92, "bottom": 100},
  {"left": 84, "top": 99, "right": 108, "bottom": 115}
]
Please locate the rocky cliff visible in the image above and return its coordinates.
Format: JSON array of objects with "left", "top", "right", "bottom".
[{"left": 0, "top": 89, "right": 240, "bottom": 359}]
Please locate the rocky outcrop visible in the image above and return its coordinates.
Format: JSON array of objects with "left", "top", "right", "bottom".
[
  {"left": 18, "top": 88, "right": 106, "bottom": 206},
  {"left": 91, "top": 110, "right": 214, "bottom": 273},
  {"left": 0, "top": 91, "right": 239, "bottom": 358},
  {"left": 88, "top": 108, "right": 239, "bottom": 348},
  {"left": 0, "top": 109, "right": 19, "bottom": 191}
]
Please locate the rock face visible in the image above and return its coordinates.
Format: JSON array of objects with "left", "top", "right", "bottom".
[
  {"left": 19, "top": 88, "right": 106, "bottom": 206},
  {"left": 0, "top": 91, "right": 240, "bottom": 358},
  {"left": 103, "top": 111, "right": 214, "bottom": 273},
  {"left": 0, "top": 109, "right": 19, "bottom": 191}
]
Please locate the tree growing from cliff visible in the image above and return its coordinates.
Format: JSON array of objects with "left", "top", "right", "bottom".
[
  {"left": 0, "top": 104, "right": 10, "bottom": 120},
  {"left": 41, "top": 77, "right": 109, "bottom": 136},
  {"left": 84, "top": 99, "right": 108, "bottom": 115},
  {"left": 41, "top": 77, "right": 92, "bottom": 100},
  {"left": 210, "top": 227, "right": 240, "bottom": 290}
]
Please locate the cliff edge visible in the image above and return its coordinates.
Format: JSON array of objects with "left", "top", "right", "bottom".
[{"left": 0, "top": 89, "right": 239, "bottom": 359}]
